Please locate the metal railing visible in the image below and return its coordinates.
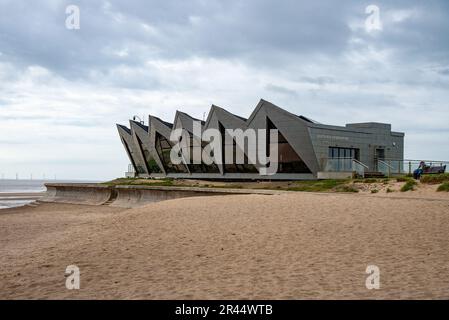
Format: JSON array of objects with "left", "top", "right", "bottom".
[
  {"left": 353, "top": 159, "right": 369, "bottom": 177},
  {"left": 322, "top": 158, "right": 368, "bottom": 177},
  {"left": 322, "top": 158, "right": 448, "bottom": 178},
  {"left": 377, "top": 159, "right": 395, "bottom": 177},
  {"left": 377, "top": 159, "right": 448, "bottom": 176}
]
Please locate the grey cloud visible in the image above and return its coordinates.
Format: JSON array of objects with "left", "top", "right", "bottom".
[
  {"left": 265, "top": 84, "right": 298, "bottom": 97},
  {"left": 0, "top": 0, "right": 354, "bottom": 78},
  {"left": 1, "top": 0, "right": 449, "bottom": 80}
]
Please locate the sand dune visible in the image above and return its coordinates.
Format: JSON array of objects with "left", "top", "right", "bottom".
[{"left": 1, "top": 191, "right": 449, "bottom": 299}]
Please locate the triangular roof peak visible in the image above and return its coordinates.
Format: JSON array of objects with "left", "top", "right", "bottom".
[
  {"left": 130, "top": 120, "right": 149, "bottom": 131},
  {"left": 175, "top": 110, "right": 204, "bottom": 124},
  {"left": 247, "top": 99, "right": 311, "bottom": 125},
  {"left": 116, "top": 124, "right": 132, "bottom": 134},
  {"left": 149, "top": 115, "right": 173, "bottom": 129}
]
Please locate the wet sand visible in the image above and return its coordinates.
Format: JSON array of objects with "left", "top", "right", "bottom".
[
  {"left": 0, "top": 192, "right": 46, "bottom": 201},
  {"left": 1, "top": 191, "right": 449, "bottom": 299}
]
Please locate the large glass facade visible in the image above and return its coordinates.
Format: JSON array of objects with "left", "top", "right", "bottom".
[
  {"left": 155, "top": 132, "right": 188, "bottom": 173},
  {"left": 185, "top": 133, "right": 220, "bottom": 173},
  {"left": 136, "top": 136, "right": 162, "bottom": 173},
  {"left": 328, "top": 147, "right": 360, "bottom": 171},
  {"left": 267, "top": 118, "right": 311, "bottom": 174},
  {"left": 218, "top": 122, "right": 259, "bottom": 174}
]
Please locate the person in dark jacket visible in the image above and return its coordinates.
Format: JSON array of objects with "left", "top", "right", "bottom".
[{"left": 413, "top": 161, "right": 426, "bottom": 179}]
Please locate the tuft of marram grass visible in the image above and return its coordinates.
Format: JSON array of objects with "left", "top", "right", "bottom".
[
  {"left": 420, "top": 173, "right": 449, "bottom": 185},
  {"left": 400, "top": 180, "right": 417, "bottom": 192},
  {"left": 437, "top": 182, "right": 449, "bottom": 192},
  {"left": 334, "top": 184, "right": 359, "bottom": 193},
  {"left": 286, "top": 179, "right": 348, "bottom": 192}
]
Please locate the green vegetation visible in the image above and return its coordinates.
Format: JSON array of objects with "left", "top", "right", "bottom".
[
  {"left": 400, "top": 180, "right": 417, "bottom": 192},
  {"left": 420, "top": 173, "right": 449, "bottom": 185},
  {"left": 209, "top": 184, "right": 243, "bottom": 189},
  {"left": 286, "top": 179, "right": 349, "bottom": 192},
  {"left": 106, "top": 176, "right": 443, "bottom": 195},
  {"left": 437, "top": 182, "right": 449, "bottom": 192},
  {"left": 363, "top": 178, "right": 380, "bottom": 184},
  {"left": 102, "top": 177, "right": 138, "bottom": 185},
  {"left": 103, "top": 178, "right": 174, "bottom": 187},
  {"left": 334, "top": 184, "right": 359, "bottom": 193},
  {"left": 353, "top": 178, "right": 389, "bottom": 184}
]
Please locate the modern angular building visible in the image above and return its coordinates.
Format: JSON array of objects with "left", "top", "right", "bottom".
[{"left": 117, "top": 99, "right": 404, "bottom": 180}]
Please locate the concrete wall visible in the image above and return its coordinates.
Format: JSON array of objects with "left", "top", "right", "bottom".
[
  {"left": 42, "top": 183, "right": 286, "bottom": 208},
  {"left": 42, "top": 184, "right": 116, "bottom": 206}
]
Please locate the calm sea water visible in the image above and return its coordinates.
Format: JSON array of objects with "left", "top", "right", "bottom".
[{"left": 0, "top": 179, "right": 99, "bottom": 209}]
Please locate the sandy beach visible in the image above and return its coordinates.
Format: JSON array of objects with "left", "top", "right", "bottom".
[{"left": 1, "top": 190, "right": 449, "bottom": 299}]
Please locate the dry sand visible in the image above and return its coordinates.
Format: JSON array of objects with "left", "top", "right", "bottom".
[{"left": 1, "top": 191, "right": 449, "bottom": 299}]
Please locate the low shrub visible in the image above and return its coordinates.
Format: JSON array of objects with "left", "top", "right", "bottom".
[
  {"left": 396, "top": 176, "right": 413, "bottom": 183},
  {"left": 371, "top": 189, "right": 379, "bottom": 194},
  {"left": 420, "top": 173, "right": 449, "bottom": 185},
  {"left": 437, "top": 182, "right": 449, "bottom": 192},
  {"left": 334, "top": 184, "right": 359, "bottom": 193},
  {"left": 386, "top": 188, "right": 394, "bottom": 193},
  {"left": 400, "top": 180, "right": 417, "bottom": 192},
  {"left": 287, "top": 179, "right": 348, "bottom": 192},
  {"left": 363, "top": 178, "right": 379, "bottom": 184}
]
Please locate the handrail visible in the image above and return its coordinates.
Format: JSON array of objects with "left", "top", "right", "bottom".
[
  {"left": 382, "top": 158, "right": 449, "bottom": 163},
  {"left": 321, "top": 158, "right": 368, "bottom": 178},
  {"left": 378, "top": 159, "right": 393, "bottom": 169},
  {"left": 353, "top": 159, "right": 369, "bottom": 169}
]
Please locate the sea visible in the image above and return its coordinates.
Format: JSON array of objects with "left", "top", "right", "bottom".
[{"left": 0, "top": 179, "right": 99, "bottom": 209}]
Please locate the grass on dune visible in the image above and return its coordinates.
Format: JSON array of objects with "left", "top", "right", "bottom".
[
  {"left": 437, "top": 182, "right": 449, "bottom": 192},
  {"left": 286, "top": 179, "right": 355, "bottom": 192},
  {"left": 400, "top": 180, "right": 417, "bottom": 192},
  {"left": 396, "top": 176, "right": 414, "bottom": 183},
  {"left": 105, "top": 178, "right": 355, "bottom": 192},
  {"left": 420, "top": 173, "right": 449, "bottom": 185},
  {"left": 103, "top": 178, "right": 174, "bottom": 187}
]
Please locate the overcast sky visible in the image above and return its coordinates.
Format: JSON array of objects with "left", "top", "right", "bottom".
[{"left": 0, "top": 0, "right": 448, "bottom": 180}]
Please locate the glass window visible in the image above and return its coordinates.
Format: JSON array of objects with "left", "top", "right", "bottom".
[
  {"left": 267, "top": 118, "right": 312, "bottom": 174},
  {"left": 329, "top": 147, "right": 360, "bottom": 160},
  {"left": 155, "top": 132, "right": 188, "bottom": 173},
  {"left": 136, "top": 136, "right": 162, "bottom": 174}
]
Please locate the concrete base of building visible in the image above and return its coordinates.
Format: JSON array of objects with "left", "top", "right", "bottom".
[{"left": 317, "top": 171, "right": 353, "bottom": 180}]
